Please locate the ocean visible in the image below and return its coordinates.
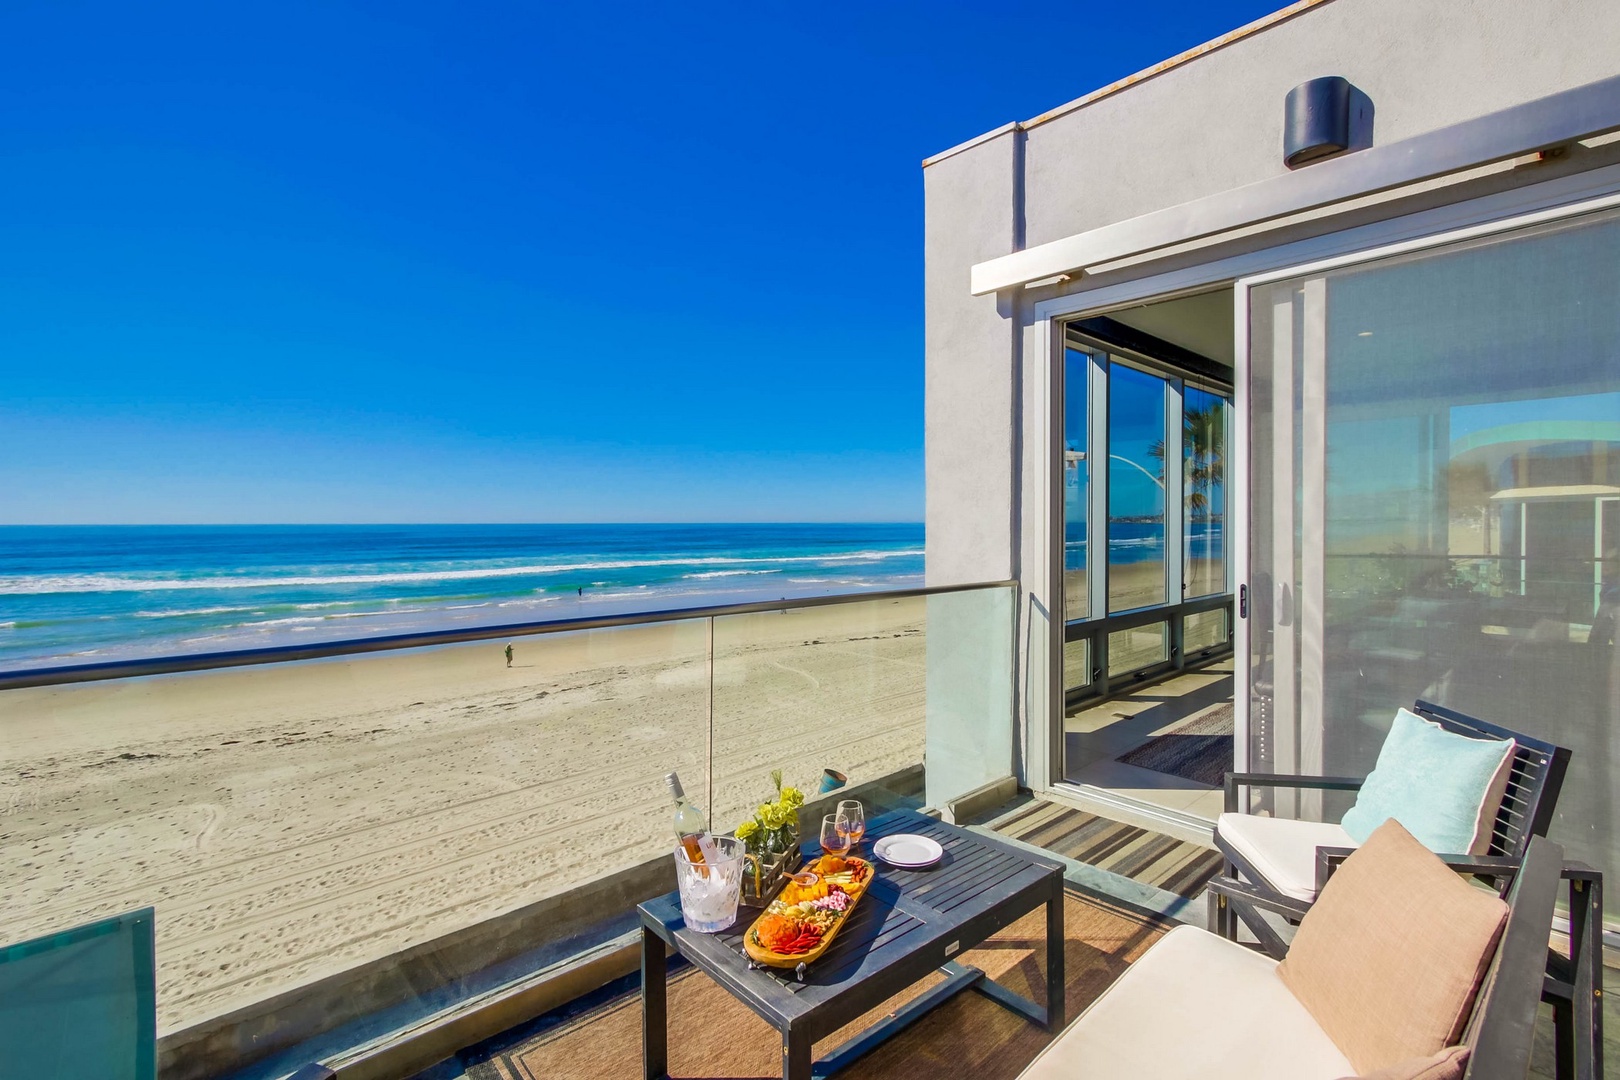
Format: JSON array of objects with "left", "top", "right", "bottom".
[{"left": 0, "top": 524, "right": 925, "bottom": 671}]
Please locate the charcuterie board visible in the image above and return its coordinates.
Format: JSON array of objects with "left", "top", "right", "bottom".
[{"left": 742, "top": 855, "right": 874, "bottom": 969}]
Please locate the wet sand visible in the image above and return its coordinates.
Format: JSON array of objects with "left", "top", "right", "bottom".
[{"left": 0, "top": 598, "right": 926, "bottom": 1031}]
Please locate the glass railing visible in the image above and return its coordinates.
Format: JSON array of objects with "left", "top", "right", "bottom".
[{"left": 0, "top": 581, "right": 1015, "bottom": 1077}]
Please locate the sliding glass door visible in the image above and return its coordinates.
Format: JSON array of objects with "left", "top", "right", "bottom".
[
  {"left": 1060, "top": 334, "right": 1233, "bottom": 703},
  {"left": 1244, "top": 203, "right": 1620, "bottom": 893}
]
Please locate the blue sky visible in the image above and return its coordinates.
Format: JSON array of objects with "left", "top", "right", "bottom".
[{"left": 0, "top": 0, "right": 1279, "bottom": 524}]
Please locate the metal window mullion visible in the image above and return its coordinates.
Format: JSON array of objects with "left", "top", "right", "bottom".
[
  {"left": 1271, "top": 291, "right": 1300, "bottom": 819},
  {"left": 1089, "top": 353, "right": 1110, "bottom": 623},
  {"left": 1299, "top": 277, "right": 1329, "bottom": 822},
  {"left": 1166, "top": 376, "right": 1185, "bottom": 668}
]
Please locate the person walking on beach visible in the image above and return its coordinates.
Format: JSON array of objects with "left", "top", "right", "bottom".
[{"left": 504, "top": 643, "right": 514, "bottom": 668}]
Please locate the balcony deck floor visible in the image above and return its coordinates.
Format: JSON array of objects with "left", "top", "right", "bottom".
[{"left": 430, "top": 890, "right": 1167, "bottom": 1080}]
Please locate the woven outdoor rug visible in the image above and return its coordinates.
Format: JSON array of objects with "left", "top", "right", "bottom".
[
  {"left": 462, "top": 891, "right": 1166, "bottom": 1080},
  {"left": 1114, "top": 701, "right": 1234, "bottom": 787},
  {"left": 991, "top": 801, "right": 1222, "bottom": 899}
]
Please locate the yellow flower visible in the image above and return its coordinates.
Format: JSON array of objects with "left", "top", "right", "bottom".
[
  {"left": 779, "top": 786, "right": 805, "bottom": 809},
  {"left": 760, "top": 802, "right": 791, "bottom": 830},
  {"left": 736, "top": 820, "right": 759, "bottom": 841}
]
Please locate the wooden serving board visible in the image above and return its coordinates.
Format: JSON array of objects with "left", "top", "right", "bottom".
[{"left": 742, "top": 856, "right": 874, "bottom": 969}]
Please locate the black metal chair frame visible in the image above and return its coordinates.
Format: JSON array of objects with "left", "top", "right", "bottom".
[
  {"left": 1208, "top": 836, "right": 1565, "bottom": 1080},
  {"left": 1211, "top": 699, "right": 1598, "bottom": 1078}
]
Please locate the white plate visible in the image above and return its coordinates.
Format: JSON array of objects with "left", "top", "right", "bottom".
[{"left": 874, "top": 834, "right": 943, "bottom": 868}]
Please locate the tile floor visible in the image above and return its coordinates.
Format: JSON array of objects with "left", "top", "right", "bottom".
[{"left": 1062, "top": 658, "right": 1234, "bottom": 821}]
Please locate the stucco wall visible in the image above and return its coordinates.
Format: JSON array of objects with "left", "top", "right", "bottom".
[
  {"left": 1021, "top": 0, "right": 1620, "bottom": 247},
  {"left": 923, "top": 127, "right": 1020, "bottom": 586}
]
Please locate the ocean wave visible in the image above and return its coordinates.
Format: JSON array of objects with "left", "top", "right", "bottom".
[
  {"left": 232, "top": 608, "right": 428, "bottom": 630},
  {"left": 133, "top": 606, "right": 248, "bottom": 619},
  {"left": 683, "top": 569, "right": 782, "bottom": 580},
  {"left": 0, "top": 549, "right": 925, "bottom": 595}
]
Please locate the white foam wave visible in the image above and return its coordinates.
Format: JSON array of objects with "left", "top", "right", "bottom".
[
  {"left": 233, "top": 608, "right": 428, "bottom": 630},
  {"left": 133, "top": 606, "right": 245, "bottom": 619},
  {"left": 683, "top": 569, "right": 781, "bottom": 580},
  {"left": 0, "top": 549, "right": 924, "bottom": 595}
]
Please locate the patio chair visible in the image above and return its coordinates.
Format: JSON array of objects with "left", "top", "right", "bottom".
[
  {"left": 1211, "top": 700, "right": 1600, "bottom": 1079},
  {"left": 1213, "top": 699, "right": 1568, "bottom": 915},
  {"left": 1019, "top": 821, "right": 1563, "bottom": 1080}
]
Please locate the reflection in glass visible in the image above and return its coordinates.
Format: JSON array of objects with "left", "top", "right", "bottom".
[
  {"left": 1109, "top": 623, "right": 1168, "bottom": 677},
  {"left": 1249, "top": 209, "right": 1620, "bottom": 906},
  {"left": 1063, "top": 636, "right": 1090, "bottom": 694},
  {"left": 1109, "top": 364, "right": 1167, "bottom": 612},
  {"left": 1184, "top": 608, "right": 1228, "bottom": 654},
  {"left": 1063, "top": 347, "right": 1091, "bottom": 621},
  {"left": 1184, "top": 386, "right": 1228, "bottom": 598}
]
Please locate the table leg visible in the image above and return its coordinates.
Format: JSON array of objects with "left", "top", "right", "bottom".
[
  {"left": 783, "top": 1024, "right": 811, "bottom": 1080},
  {"left": 642, "top": 927, "right": 668, "bottom": 1080},
  {"left": 1046, "top": 880, "right": 1066, "bottom": 1033}
]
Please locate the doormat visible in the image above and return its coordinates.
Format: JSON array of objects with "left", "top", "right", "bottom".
[{"left": 1115, "top": 701, "right": 1233, "bottom": 788}]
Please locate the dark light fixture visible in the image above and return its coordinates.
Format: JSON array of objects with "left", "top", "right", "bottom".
[{"left": 1284, "top": 76, "right": 1353, "bottom": 169}]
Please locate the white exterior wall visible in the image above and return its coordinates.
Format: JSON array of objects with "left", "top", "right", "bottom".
[
  {"left": 923, "top": 0, "right": 1620, "bottom": 790},
  {"left": 923, "top": 126, "right": 1021, "bottom": 587}
]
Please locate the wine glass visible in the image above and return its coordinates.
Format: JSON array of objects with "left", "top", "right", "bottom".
[
  {"left": 820, "top": 814, "right": 851, "bottom": 859},
  {"left": 836, "top": 800, "right": 866, "bottom": 855}
]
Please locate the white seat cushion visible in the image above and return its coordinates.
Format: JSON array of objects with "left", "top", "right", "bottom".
[
  {"left": 1019, "top": 925, "right": 1354, "bottom": 1079},
  {"left": 1217, "top": 813, "right": 1358, "bottom": 901}
]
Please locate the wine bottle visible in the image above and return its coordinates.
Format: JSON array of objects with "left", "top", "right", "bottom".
[{"left": 665, "top": 772, "right": 719, "bottom": 865}]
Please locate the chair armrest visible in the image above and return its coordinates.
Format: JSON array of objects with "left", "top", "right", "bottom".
[
  {"left": 1223, "top": 771, "right": 1365, "bottom": 813},
  {"left": 1315, "top": 847, "right": 1523, "bottom": 893},
  {"left": 1208, "top": 876, "right": 1313, "bottom": 921},
  {"left": 1207, "top": 877, "right": 1308, "bottom": 960}
]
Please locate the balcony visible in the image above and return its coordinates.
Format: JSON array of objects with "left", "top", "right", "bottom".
[{"left": 0, "top": 582, "right": 1017, "bottom": 1078}]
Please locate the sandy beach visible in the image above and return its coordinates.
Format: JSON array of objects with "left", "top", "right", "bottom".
[{"left": 0, "top": 598, "right": 926, "bottom": 1032}]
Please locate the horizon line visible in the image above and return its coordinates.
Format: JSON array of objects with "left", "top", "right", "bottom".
[{"left": 0, "top": 520, "right": 927, "bottom": 528}]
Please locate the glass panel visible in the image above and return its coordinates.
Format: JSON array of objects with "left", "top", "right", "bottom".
[
  {"left": 1063, "top": 635, "right": 1091, "bottom": 695},
  {"left": 1109, "top": 363, "right": 1168, "bottom": 612},
  {"left": 0, "top": 910, "right": 155, "bottom": 1080},
  {"left": 710, "top": 596, "right": 927, "bottom": 835},
  {"left": 1063, "top": 347, "right": 1092, "bottom": 621},
  {"left": 1185, "top": 608, "right": 1228, "bottom": 654},
  {"left": 1248, "top": 207, "right": 1620, "bottom": 905},
  {"left": 1108, "top": 622, "right": 1168, "bottom": 677},
  {"left": 0, "top": 621, "right": 709, "bottom": 1031},
  {"left": 921, "top": 586, "right": 1016, "bottom": 808},
  {"left": 1184, "top": 385, "right": 1229, "bottom": 598}
]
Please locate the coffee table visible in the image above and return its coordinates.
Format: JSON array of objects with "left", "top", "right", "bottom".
[{"left": 638, "top": 808, "right": 1066, "bottom": 1080}]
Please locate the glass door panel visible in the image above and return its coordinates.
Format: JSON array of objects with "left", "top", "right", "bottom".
[
  {"left": 1107, "top": 363, "right": 1168, "bottom": 613},
  {"left": 1184, "top": 385, "right": 1229, "bottom": 599},
  {"left": 1246, "top": 206, "right": 1620, "bottom": 899},
  {"left": 1063, "top": 347, "right": 1092, "bottom": 621}
]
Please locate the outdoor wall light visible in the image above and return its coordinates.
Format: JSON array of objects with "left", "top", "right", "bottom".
[{"left": 1284, "top": 76, "right": 1369, "bottom": 169}]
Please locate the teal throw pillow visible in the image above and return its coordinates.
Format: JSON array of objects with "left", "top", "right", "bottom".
[{"left": 1339, "top": 707, "right": 1515, "bottom": 854}]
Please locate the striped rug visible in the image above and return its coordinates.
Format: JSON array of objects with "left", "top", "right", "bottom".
[{"left": 990, "top": 801, "right": 1223, "bottom": 899}]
